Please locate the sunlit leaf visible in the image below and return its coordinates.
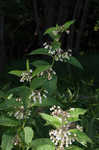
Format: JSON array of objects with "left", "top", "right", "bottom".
[
  {"left": 24, "top": 127, "right": 34, "bottom": 145},
  {"left": 68, "top": 108, "right": 87, "bottom": 122},
  {"left": 66, "top": 145, "right": 83, "bottom": 150},
  {"left": 31, "top": 138, "right": 55, "bottom": 150},
  {"left": 0, "top": 116, "right": 19, "bottom": 126},
  {"left": 70, "top": 129, "right": 93, "bottom": 146},
  {"left": 8, "top": 70, "right": 25, "bottom": 77},
  {"left": 63, "top": 20, "right": 75, "bottom": 31},
  {"left": 40, "top": 113, "right": 62, "bottom": 128},
  {"left": 1, "top": 131, "right": 14, "bottom": 150}
]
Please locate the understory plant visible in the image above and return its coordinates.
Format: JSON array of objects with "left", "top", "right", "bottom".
[{"left": 0, "top": 21, "right": 94, "bottom": 150}]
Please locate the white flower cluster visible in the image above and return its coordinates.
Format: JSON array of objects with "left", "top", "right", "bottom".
[
  {"left": 49, "top": 106, "right": 82, "bottom": 149},
  {"left": 29, "top": 89, "right": 48, "bottom": 104},
  {"left": 49, "top": 127, "right": 76, "bottom": 149},
  {"left": 43, "top": 42, "right": 72, "bottom": 62},
  {"left": 38, "top": 68, "right": 56, "bottom": 80},
  {"left": 50, "top": 105, "right": 70, "bottom": 123},
  {"left": 13, "top": 135, "right": 20, "bottom": 146},
  {"left": 8, "top": 98, "right": 31, "bottom": 120},
  {"left": 20, "top": 69, "right": 33, "bottom": 82}
]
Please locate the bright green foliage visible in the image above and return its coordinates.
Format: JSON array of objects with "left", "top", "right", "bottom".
[
  {"left": 24, "top": 127, "right": 34, "bottom": 145},
  {"left": 31, "top": 138, "right": 55, "bottom": 150},
  {"left": 0, "top": 116, "right": 19, "bottom": 126},
  {"left": 67, "top": 108, "right": 87, "bottom": 122},
  {"left": 40, "top": 113, "right": 62, "bottom": 128},
  {"left": 1, "top": 131, "right": 14, "bottom": 150},
  {"left": 70, "top": 129, "right": 93, "bottom": 146}
]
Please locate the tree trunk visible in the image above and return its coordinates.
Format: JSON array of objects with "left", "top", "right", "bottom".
[
  {"left": 75, "top": 0, "right": 89, "bottom": 52},
  {"left": 0, "top": 15, "right": 6, "bottom": 75},
  {"left": 42, "top": 0, "right": 58, "bottom": 29},
  {"left": 67, "top": 0, "right": 83, "bottom": 50}
]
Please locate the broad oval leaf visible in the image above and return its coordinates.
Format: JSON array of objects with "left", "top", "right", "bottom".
[
  {"left": 8, "top": 70, "right": 25, "bottom": 77},
  {"left": 1, "top": 131, "right": 14, "bottom": 150},
  {"left": 40, "top": 113, "right": 62, "bottom": 128},
  {"left": 43, "top": 76, "right": 57, "bottom": 96},
  {"left": 29, "top": 48, "right": 51, "bottom": 56},
  {"left": 70, "top": 129, "right": 93, "bottom": 147},
  {"left": 68, "top": 108, "right": 87, "bottom": 122},
  {"left": 0, "top": 116, "right": 19, "bottom": 127},
  {"left": 32, "top": 97, "right": 62, "bottom": 107},
  {"left": 66, "top": 145, "right": 83, "bottom": 150},
  {"left": 68, "top": 56, "right": 83, "bottom": 70},
  {"left": 31, "top": 138, "right": 55, "bottom": 150},
  {"left": 31, "top": 60, "right": 50, "bottom": 67},
  {"left": 8, "top": 86, "right": 31, "bottom": 98},
  {"left": 63, "top": 20, "right": 75, "bottom": 30},
  {"left": 0, "top": 98, "right": 22, "bottom": 111},
  {"left": 24, "top": 127, "right": 34, "bottom": 145},
  {"left": 32, "top": 65, "right": 51, "bottom": 78},
  {"left": 44, "top": 27, "right": 57, "bottom": 35},
  {"left": 30, "top": 77, "right": 47, "bottom": 90},
  {"left": 0, "top": 90, "right": 6, "bottom": 99}
]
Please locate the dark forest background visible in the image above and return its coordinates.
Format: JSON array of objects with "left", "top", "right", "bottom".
[{"left": 0, "top": 0, "right": 99, "bottom": 73}]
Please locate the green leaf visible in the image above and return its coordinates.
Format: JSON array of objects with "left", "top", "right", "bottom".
[
  {"left": 0, "top": 90, "right": 6, "bottom": 99},
  {"left": 24, "top": 127, "right": 34, "bottom": 145},
  {"left": 63, "top": 20, "right": 75, "bottom": 31},
  {"left": 29, "top": 48, "right": 50, "bottom": 56},
  {"left": 8, "top": 86, "right": 32, "bottom": 107},
  {"left": 70, "top": 129, "right": 93, "bottom": 147},
  {"left": 68, "top": 108, "right": 87, "bottom": 122},
  {"left": 8, "top": 70, "right": 25, "bottom": 77},
  {"left": 43, "top": 76, "right": 57, "bottom": 95},
  {"left": 66, "top": 145, "right": 83, "bottom": 150},
  {"left": 8, "top": 86, "right": 31, "bottom": 99},
  {"left": 44, "top": 27, "right": 57, "bottom": 35},
  {"left": 0, "top": 98, "right": 22, "bottom": 110},
  {"left": 44, "top": 26, "right": 61, "bottom": 40},
  {"left": 31, "top": 138, "right": 55, "bottom": 150},
  {"left": 33, "top": 97, "right": 62, "bottom": 107},
  {"left": 68, "top": 56, "right": 83, "bottom": 70},
  {"left": 30, "top": 77, "right": 47, "bottom": 90},
  {"left": 40, "top": 113, "right": 62, "bottom": 128},
  {"left": 0, "top": 116, "right": 19, "bottom": 126},
  {"left": 1, "top": 131, "right": 14, "bottom": 150},
  {"left": 31, "top": 60, "right": 50, "bottom": 67},
  {"left": 32, "top": 65, "right": 51, "bottom": 78}
]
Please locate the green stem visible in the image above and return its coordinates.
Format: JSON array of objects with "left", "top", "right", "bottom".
[
  {"left": 51, "top": 56, "right": 55, "bottom": 67},
  {"left": 26, "top": 59, "right": 30, "bottom": 71}
]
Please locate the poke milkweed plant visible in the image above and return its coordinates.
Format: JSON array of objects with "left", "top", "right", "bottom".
[{"left": 0, "top": 21, "right": 92, "bottom": 150}]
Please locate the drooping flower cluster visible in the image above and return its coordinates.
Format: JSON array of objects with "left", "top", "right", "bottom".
[
  {"left": 43, "top": 42, "right": 72, "bottom": 62},
  {"left": 29, "top": 89, "right": 48, "bottom": 104},
  {"left": 49, "top": 127, "right": 76, "bottom": 149},
  {"left": 49, "top": 106, "right": 82, "bottom": 150},
  {"left": 13, "top": 135, "right": 20, "bottom": 146},
  {"left": 38, "top": 68, "right": 56, "bottom": 80},
  {"left": 7, "top": 98, "right": 31, "bottom": 120},
  {"left": 20, "top": 69, "right": 33, "bottom": 82}
]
